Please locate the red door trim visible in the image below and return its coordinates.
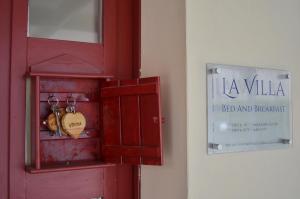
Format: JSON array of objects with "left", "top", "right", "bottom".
[
  {"left": 10, "top": 0, "right": 27, "bottom": 197},
  {"left": 0, "top": 0, "right": 12, "bottom": 198},
  {"left": 132, "top": 0, "right": 141, "bottom": 78}
]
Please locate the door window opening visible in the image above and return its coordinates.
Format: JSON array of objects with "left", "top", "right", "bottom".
[{"left": 28, "top": 0, "right": 102, "bottom": 43}]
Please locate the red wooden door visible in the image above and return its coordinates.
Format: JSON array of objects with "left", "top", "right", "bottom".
[
  {"left": 7, "top": 0, "right": 142, "bottom": 199},
  {"left": 102, "top": 77, "right": 163, "bottom": 165}
]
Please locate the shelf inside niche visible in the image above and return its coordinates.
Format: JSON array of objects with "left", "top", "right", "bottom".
[
  {"left": 27, "top": 160, "right": 116, "bottom": 174},
  {"left": 40, "top": 92, "right": 99, "bottom": 103},
  {"left": 40, "top": 129, "right": 100, "bottom": 141}
]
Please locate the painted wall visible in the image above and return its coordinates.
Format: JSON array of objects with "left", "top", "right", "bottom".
[
  {"left": 141, "top": 0, "right": 187, "bottom": 199},
  {"left": 186, "top": 0, "right": 300, "bottom": 199}
]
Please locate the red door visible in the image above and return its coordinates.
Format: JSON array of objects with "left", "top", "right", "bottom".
[
  {"left": 102, "top": 77, "right": 163, "bottom": 165},
  {"left": 5, "top": 0, "right": 155, "bottom": 199}
]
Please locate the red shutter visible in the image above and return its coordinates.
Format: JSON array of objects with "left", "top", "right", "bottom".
[{"left": 101, "top": 77, "right": 163, "bottom": 165}]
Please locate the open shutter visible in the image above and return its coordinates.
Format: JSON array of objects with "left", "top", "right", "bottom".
[{"left": 101, "top": 77, "right": 163, "bottom": 165}]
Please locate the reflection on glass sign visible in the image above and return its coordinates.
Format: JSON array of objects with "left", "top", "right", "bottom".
[{"left": 207, "top": 64, "right": 292, "bottom": 154}]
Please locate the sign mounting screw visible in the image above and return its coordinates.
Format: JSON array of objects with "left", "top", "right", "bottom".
[
  {"left": 210, "top": 143, "right": 223, "bottom": 150},
  {"left": 212, "top": 68, "right": 222, "bottom": 74}
]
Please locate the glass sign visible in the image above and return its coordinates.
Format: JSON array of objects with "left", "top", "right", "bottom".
[{"left": 207, "top": 64, "right": 292, "bottom": 154}]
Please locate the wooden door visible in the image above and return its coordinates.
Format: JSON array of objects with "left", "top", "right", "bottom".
[
  {"left": 7, "top": 0, "right": 141, "bottom": 199},
  {"left": 102, "top": 77, "right": 163, "bottom": 165}
]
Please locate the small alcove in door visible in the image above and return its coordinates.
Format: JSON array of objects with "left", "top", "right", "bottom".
[{"left": 26, "top": 54, "right": 163, "bottom": 173}]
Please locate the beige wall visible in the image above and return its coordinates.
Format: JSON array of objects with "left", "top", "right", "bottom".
[
  {"left": 186, "top": 0, "right": 300, "bottom": 199},
  {"left": 141, "top": 0, "right": 187, "bottom": 199}
]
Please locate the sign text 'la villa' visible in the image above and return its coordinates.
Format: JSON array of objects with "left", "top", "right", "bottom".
[{"left": 222, "top": 74, "right": 285, "bottom": 99}]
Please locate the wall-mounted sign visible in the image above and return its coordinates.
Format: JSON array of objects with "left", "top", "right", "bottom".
[{"left": 207, "top": 64, "right": 292, "bottom": 154}]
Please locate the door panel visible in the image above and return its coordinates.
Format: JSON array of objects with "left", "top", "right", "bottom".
[
  {"left": 26, "top": 169, "right": 104, "bottom": 199},
  {"left": 101, "top": 77, "right": 163, "bottom": 165},
  {"left": 103, "top": 165, "right": 135, "bottom": 199},
  {"left": 28, "top": 38, "right": 104, "bottom": 69}
]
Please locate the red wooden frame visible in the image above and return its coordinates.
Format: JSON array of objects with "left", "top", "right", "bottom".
[
  {"left": 10, "top": 0, "right": 28, "bottom": 197},
  {"left": 0, "top": 0, "right": 12, "bottom": 198},
  {"left": 28, "top": 73, "right": 110, "bottom": 173},
  {"left": 7, "top": 0, "right": 144, "bottom": 198},
  {"left": 26, "top": 73, "right": 162, "bottom": 173}
]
